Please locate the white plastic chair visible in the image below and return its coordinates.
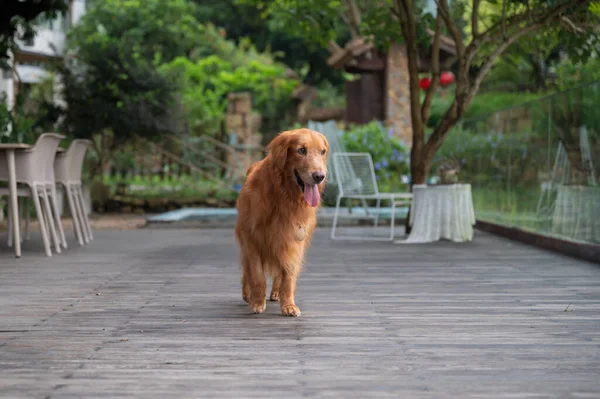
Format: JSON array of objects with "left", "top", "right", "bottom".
[
  {"left": 54, "top": 139, "right": 93, "bottom": 245},
  {"left": 330, "top": 152, "right": 413, "bottom": 241},
  {"left": 0, "top": 133, "right": 65, "bottom": 257}
]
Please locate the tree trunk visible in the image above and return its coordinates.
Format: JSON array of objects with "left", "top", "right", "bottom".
[
  {"left": 410, "top": 154, "right": 431, "bottom": 185},
  {"left": 562, "top": 139, "right": 586, "bottom": 186},
  {"left": 529, "top": 53, "right": 547, "bottom": 90},
  {"left": 405, "top": 124, "right": 435, "bottom": 234}
]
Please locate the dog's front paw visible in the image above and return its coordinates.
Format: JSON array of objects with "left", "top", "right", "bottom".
[
  {"left": 250, "top": 300, "right": 266, "bottom": 314},
  {"left": 281, "top": 304, "right": 301, "bottom": 317},
  {"left": 269, "top": 291, "right": 280, "bottom": 302}
]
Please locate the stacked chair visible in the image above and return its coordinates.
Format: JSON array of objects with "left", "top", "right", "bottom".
[
  {"left": 0, "top": 134, "right": 93, "bottom": 257},
  {"left": 54, "top": 139, "right": 94, "bottom": 246}
]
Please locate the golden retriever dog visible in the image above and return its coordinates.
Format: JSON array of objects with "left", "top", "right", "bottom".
[{"left": 235, "top": 128, "right": 329, "bottom": 317}]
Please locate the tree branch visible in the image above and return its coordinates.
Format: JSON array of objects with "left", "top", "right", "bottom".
[
  {"left": 425, "top": 20, "right": 551, "bottom": 156},
  {"left": 501, "top": 0, "right": 508, "bottom": 39},
  {"left": 465, "top": 0, "right": 589, "bottom": 65},
  {"left": 421, "top": 13, "right": 442, "bottom": 124},
  {"left": 394, "top": 0, "right": 428, "bottom": 171},
  {"left": 338, "top": 9, "right": 358, "bottom": 38},
  {"left": 472, "top": 0, "right": 480, "bottom": 38},
  {"left": 394, "top": 0, "right": 423, "bottom": 131},
  {"left": 560, "top": 15, "right": 586, "bottom": 34},
  {"left": 344, "top": 0, "right": 361, "bottom": 34},
  {"left": 467, "top": 23, "right": 546, "bottom": 103},
  {"left": 440, "top": 55, "right": 458, "bottom": 70},
  {"left": 435, "top": 0, "right": 465, "bottom": 58}
]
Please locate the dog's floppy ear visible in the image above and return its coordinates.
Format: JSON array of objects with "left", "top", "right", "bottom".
[
  {"left": 267, "top": 132, "right": 292, "bottom": 170},
  {"left": 320, "top": 131, "right": 330, "bottom": 158}
]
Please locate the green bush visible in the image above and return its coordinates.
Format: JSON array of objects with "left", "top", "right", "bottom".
[
  {"left": 160, "top": 24, "right": 299, "bottom": 135},
  {"left": 341, "top": 121, "right": 410, "bottom": 192},
  {"left": 426, "top": 90, "right": 544, "bottom": 128},
  {"left": 0, "top": 95, "right": 10, "bottom": 141},
  {"left": 553, "top": 57, "right": 600, "bottom": 91},
  {"left": 435, "top": 126, "right": 550, "bottom": 219},
  {"left": 100, "top": 173, "right": 238, "bottom": 204},
  {"left": 435, "top": 125, "right": 543, "bottom": 185}
]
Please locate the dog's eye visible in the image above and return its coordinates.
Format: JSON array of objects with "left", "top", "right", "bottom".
[
  {"left": 321, "top": 149, "right": 326, "bottom": 155},
  {"left": 298, "top": 147, "right": 307, "bottom": 155}
]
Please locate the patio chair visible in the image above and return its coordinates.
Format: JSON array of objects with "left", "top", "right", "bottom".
[
  {"left": 308, "top": 120, "right": 345, "bottom": 186},
  {"left": 0, "top": 133, "right": 66, "bottom": 257},
  {"left": 330, "top": 152, "right": 413, "bottom": 241},
  {"left": 308, "top": 120, "right": 380, "bottom": 216},
  {"left": 53, "top": 139, "right": 93, "bottom": 245}
]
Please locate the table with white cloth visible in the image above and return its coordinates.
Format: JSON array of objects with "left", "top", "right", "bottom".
[{"left": 395, "top": 183, "right": 476, "bottom": 244}]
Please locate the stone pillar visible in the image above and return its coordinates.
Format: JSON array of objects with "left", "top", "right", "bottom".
[
  {"left": 385, "top": 43, "right": 412, "bottom": 147},
  {"left": 225, "top": 92, "right": 263, "bottom": 182}
]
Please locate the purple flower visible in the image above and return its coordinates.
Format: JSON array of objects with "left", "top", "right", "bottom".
[
  {"left": 381, "top": 159, "right": 389, "bottom": 168},
  {"left": 374, "top": 162, "right": 382, "bottom": 171}
]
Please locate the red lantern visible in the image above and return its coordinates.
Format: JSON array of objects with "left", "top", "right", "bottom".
[
  {"left": 419, "top": 77, "right": 431, "bottom": 90},
  {"left": 440, "top": 71, "right": 455, "bottom": 87}
]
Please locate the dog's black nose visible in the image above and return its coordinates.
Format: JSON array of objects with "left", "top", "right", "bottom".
[{"left": 312, "top": 171, "right": 326, "bottom": 184}]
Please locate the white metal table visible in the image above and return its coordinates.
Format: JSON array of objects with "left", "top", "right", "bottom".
[
  {"left": 395, "top": 183, "right": 476, "bottom": 244},
  {"left": 0, "top": 143, "right": 32, "bottom": 258}
]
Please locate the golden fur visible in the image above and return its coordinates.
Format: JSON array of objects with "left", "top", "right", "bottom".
[{"left": 234, "top": 128, "right": 329, "bottom": 317}]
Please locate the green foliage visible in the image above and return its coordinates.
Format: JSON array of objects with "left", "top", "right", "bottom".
[
  {"left": 341, "top": 121, "right": 410, "bottom": 191},
  {"left": 59, "top": 0, "right": 301, "bottom": 142},
  {"left": 426, "top": 91, "right": 544, "bottom": 129},
  {"left": 74, "top": 0, "right": 202, "bottom": 64},
  {"left": 101, "top": 173, "right": 238, "bottom": 203},
  {"left": 463, "top": 1, "right": 600, "bottom": 67},
  {"left": 236, "top": 0, "right": 347, "bottom": 50},
  {"left": 435, "top": 81, "right": 600, "bottom": 230},
  {"left": 0, "top": 75, "right": 61, "bottom": 144},
  {"left": 240, "top": 0, "right": 598, "bottom": 186},
  {"left": 435, "top": 126, "right": 540, "bottom": 185},
  {"left": 312, "top": 80, "right": 346, "bottom": 108},
  {"left": 160, "top": 31, "right": 299, "bottom": 135},
  {"left": 193, "top": 0, "right": 347, "bottom": 86},
  {"left": 55, "top": 0, "right": 204, "bottom": 143},
  {"left": 479, "top": 30, "right": 563, "bottom": 92},
  {"left": 553, "top": 56, "right": 600, "bottom": 91},
  {"left": 0, "top": 96, "right": 10, "bottom": 138}
]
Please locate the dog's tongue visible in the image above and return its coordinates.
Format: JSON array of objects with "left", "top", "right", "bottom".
[{"left": 303, "top": 184, "right": 320, "bottom": 207}]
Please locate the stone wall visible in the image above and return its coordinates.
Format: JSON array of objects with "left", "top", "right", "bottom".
[{"left": 385, "top": 43, "right": 413, "bottom": 147}]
